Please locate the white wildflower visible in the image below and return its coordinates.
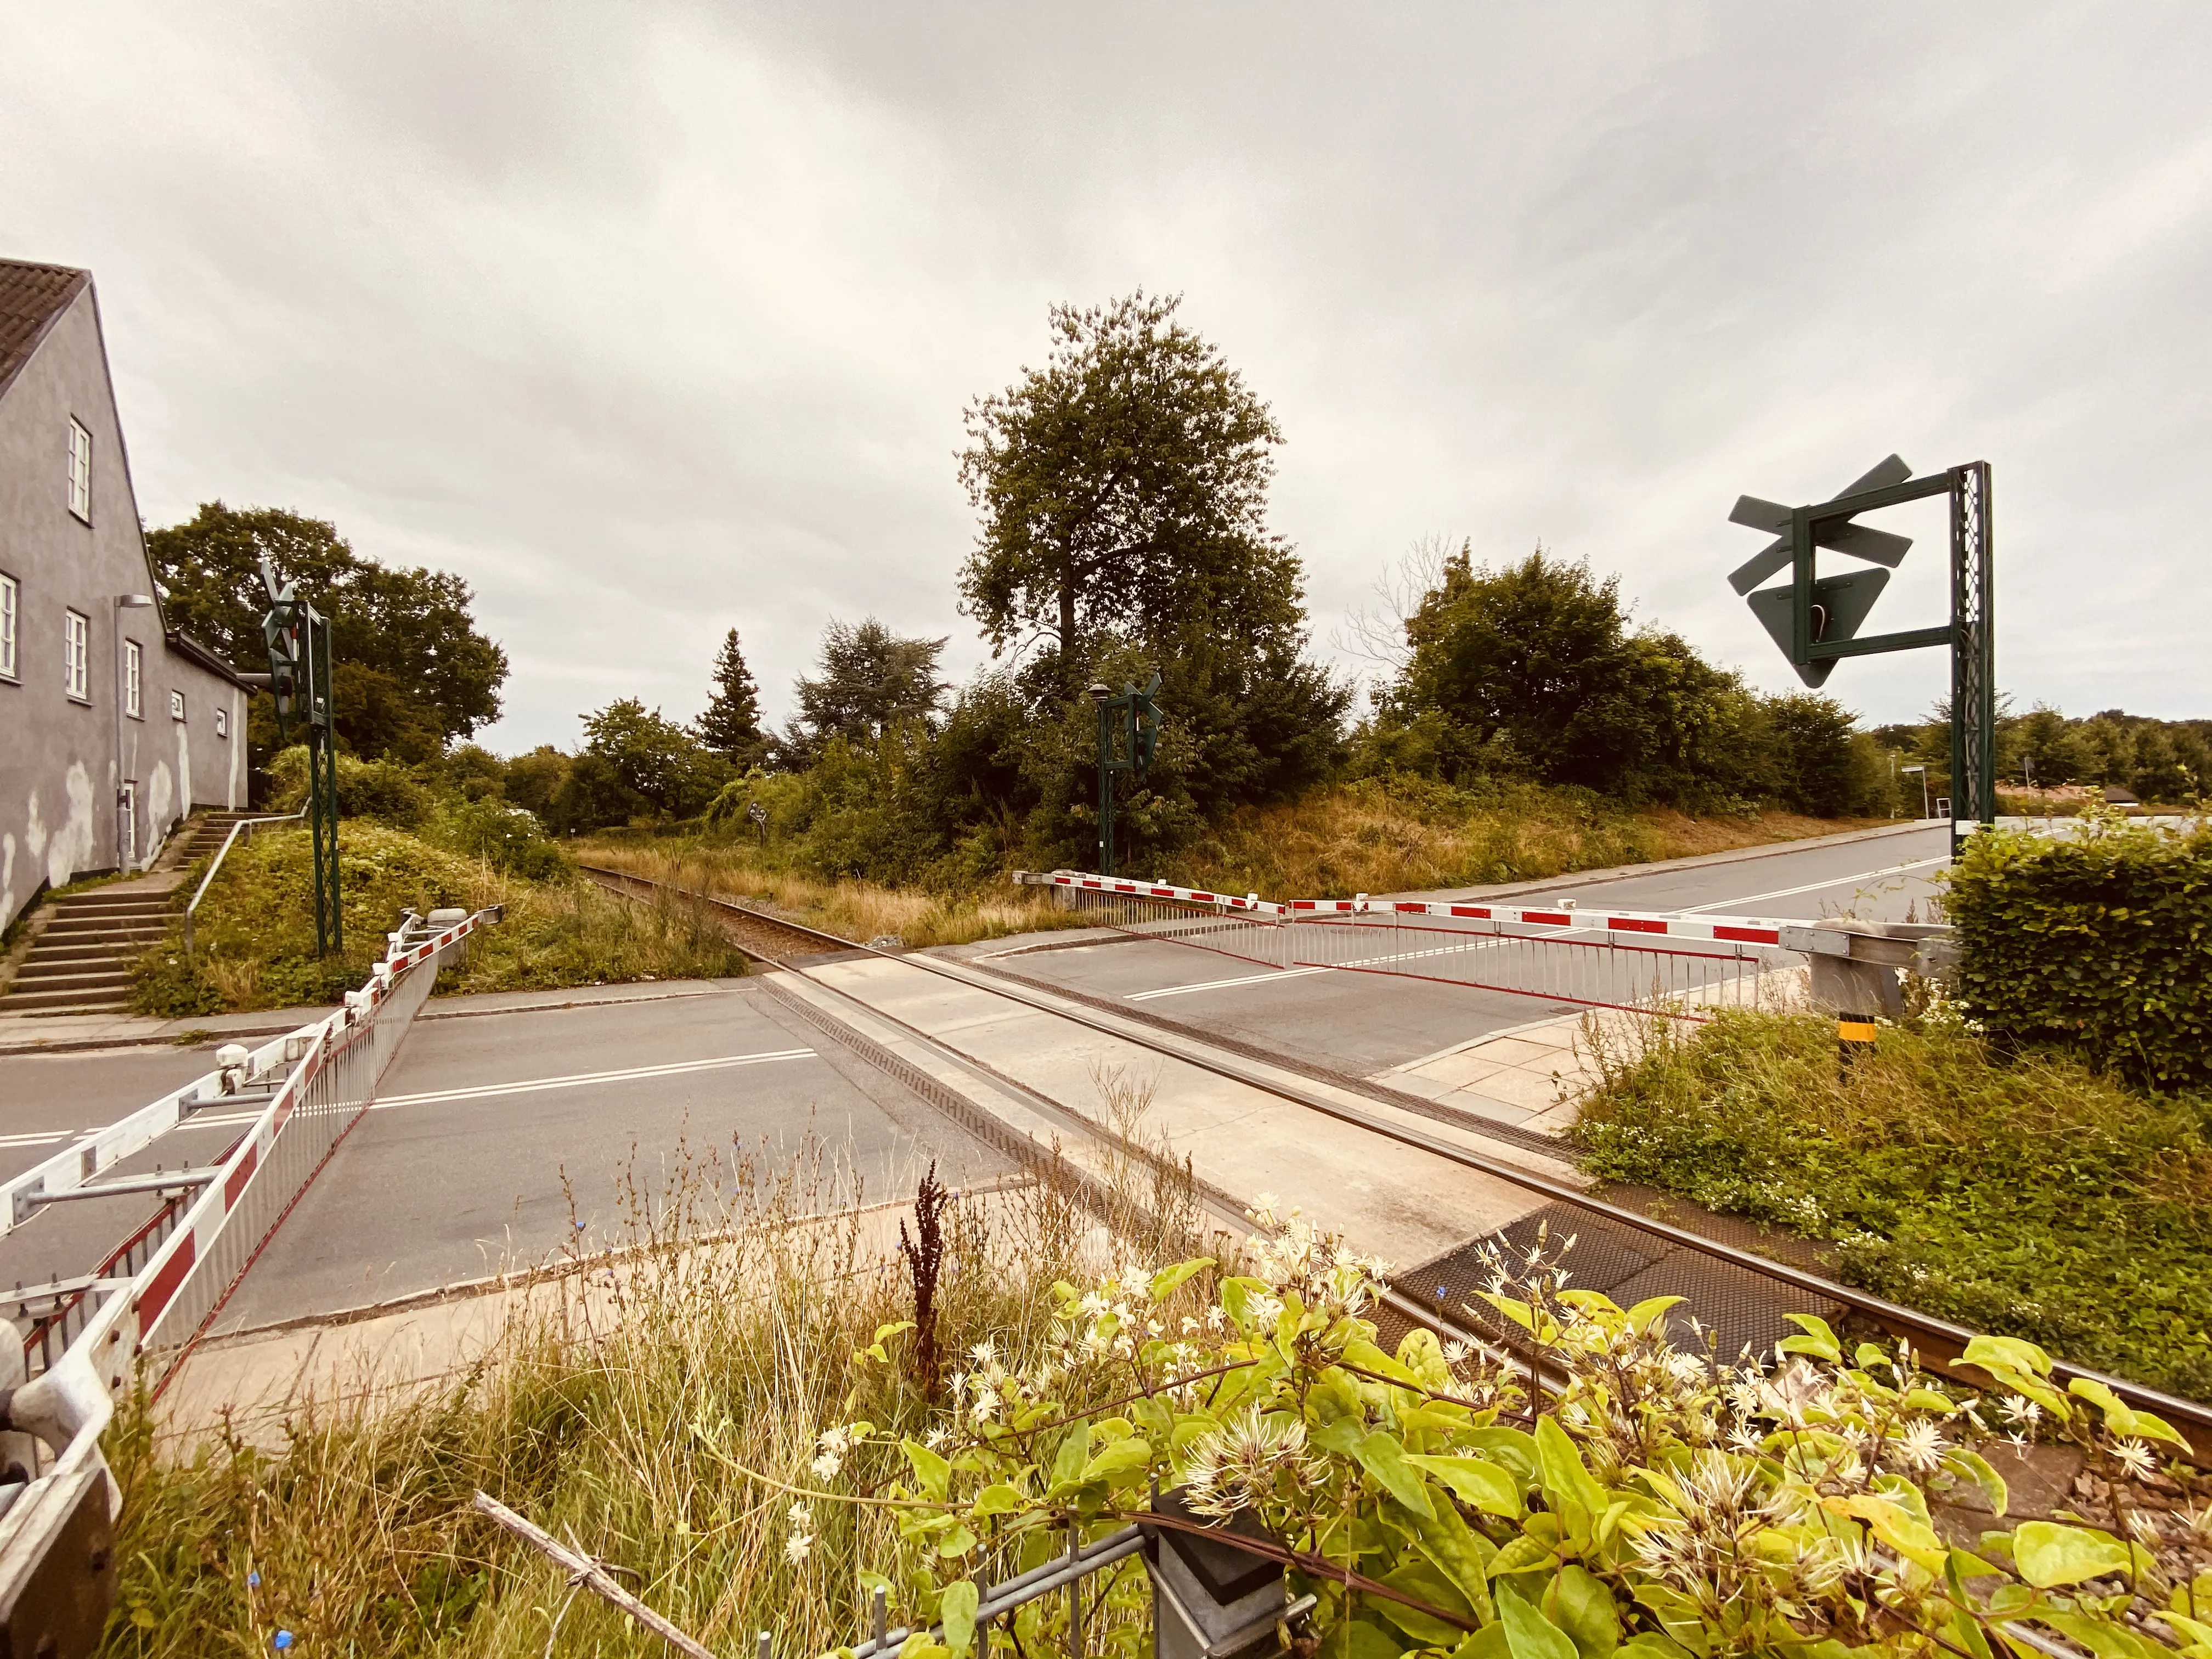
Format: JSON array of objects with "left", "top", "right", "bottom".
[
  {"left": 1181, "top": 1316, "right": 1201, "bottom": 1336},
  {"left": 2000, "top": 1395, "right": 2042, "bottom": 1427},
  {"left": 2113, "top": 1438, "right": 2158, "bottom": 1480},
  {"left": 970, "top": 1386, "right": 1001, "bottom": 1423},
  {"left": 1888, "top": 1419, "right": 1947, "bottom": 1473}
]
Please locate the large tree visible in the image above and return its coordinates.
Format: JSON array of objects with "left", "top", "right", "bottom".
[
  {"left": 1385, "top": 547, "right": 1755, "bottom": 803},
  {"left": 957, "top": 292, "right": 1295, "bottom": 678},
  {"left": 695, "top": 628, "right": 767, "bottom": 769},
  {"left": 782, "top": 618, "right": 949, "bottom": 764},
  {"left": 147, "top": 503, "right": 509, "bottom": 758},
  {"left": 577, "top": 698, "right": 727, "bottom": 819}
]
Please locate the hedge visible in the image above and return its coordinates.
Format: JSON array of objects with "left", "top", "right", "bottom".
[{"left": 1946, "top": 811, "right": 2211, "bottom": 1093}]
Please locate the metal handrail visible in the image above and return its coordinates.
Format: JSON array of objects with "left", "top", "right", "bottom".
[{"left": 183, "top": 810, "right": 306, "bottom": 953}]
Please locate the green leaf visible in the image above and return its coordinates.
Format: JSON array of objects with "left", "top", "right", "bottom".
[
  {"left": 1356, "top": 1430, "right": 1435, "bottom": 1520},
  {"left": 2068, "top": 1378, "right": 2187, "bottom": 1448},
  {"left": 1624, "top": 1296, "right": 1684, "bottom": 1337},
  {"left": 1487, "top": 1534, "right": 1559, "bottom": 1578},
  {"left": 1147, "top": 1258, "right": 1215, "bottom": 1302},
  {"left": 939, "top": 1581, "right": 979, "bottom": 1656},
  {"left": 1616, "top": 1636, "right": 1693, "bottom": 1659},
  {"left": 1407, "top": 1489, "right": 1499, "bottom": 1623},
  {"left": 1051, "top": 1422, "right": 1092, "bottom": 1487},
  {"left": 1406, "top": 1454, "right": 1525, "bottom": 1517},
  {"left": 1497, "top": 1580, "right": 1580, "bottom": 1659},
  {"left": 2015, "top": 1521, "right": 2134, "bottom": 1588},
  {"left": 1464, "top": 1426, "right": 1541, "bottom": 1484},
  {"left": 937, "top": 1524, "right": 978, "bottom": 1558},
  {"left": 1080, "top": 1438, "right": 1153, "bottom": 1484},
  {"left": 902, "top": 1438, "right": 951, "bottom": 1502},
  {"left": 1776, "top": 1314, "right": 1841, "bottom": 1363},
  {"left": 1945, "top": 1449, "right": 2010, "bottom": 1517},
  {"left": 1335, "top": 1616, "right": 1414, "bottom": 1659},
  {"left": 973, "top": 1483, "right": 1026, "bottom": 1517},
  {"left": 1374, "top": 1560, "right": 1474, "bottom": 1645},
  {"left": 1535, "top": 1418, "right": 1607, "bottom": 1527},
  {"left": 1542, "top": 1565, "right": 1621, "bottom": 1659},
  {"left": 2037, "top": 1612, "right": 2166, "bottom": 1659}
]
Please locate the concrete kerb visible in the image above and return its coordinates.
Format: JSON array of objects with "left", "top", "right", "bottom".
[
  {"left": 153, "top": 1175, "right": 1042, "bottom": 1452},
  {"left": 0, "top": 979, "right": 745, "bottom": 1057}
]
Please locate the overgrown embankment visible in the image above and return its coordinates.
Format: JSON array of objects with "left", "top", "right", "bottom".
[
  {"left": 604, "top": 775, "right": 1891, "bottom": 941},
  {"left": 1572, "top": 1008, "right": 2212, "bottom": 1398},
  {"left": 132, "top": 821, "right": 748, "bottom": 1015}
]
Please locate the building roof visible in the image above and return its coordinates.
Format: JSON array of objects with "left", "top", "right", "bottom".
[{"left": 0, "top": 258, "right": 91, "bottom": 403}]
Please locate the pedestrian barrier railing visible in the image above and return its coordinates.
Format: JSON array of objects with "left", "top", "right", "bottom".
[
  {"left": 182, "top": 808, "right": 307, "bottom": 954},
  {"left": 0, "top": 904, "right": 499, "bottom": 1648},
  {"left": 1017, "top": 870, "right": 1837, "bottom": 1018}
]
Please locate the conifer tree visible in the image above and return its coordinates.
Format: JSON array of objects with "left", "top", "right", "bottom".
[{"left": 696, "top": 628, "right": 766, "bottom": 768}]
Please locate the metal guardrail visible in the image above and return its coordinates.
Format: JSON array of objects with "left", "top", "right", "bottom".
[
  {"left": 183, "top": 809, "right": 307, "bottom": 954},
  {"left": 0, "top": 902, "right": 500, "bottom": 1654}
]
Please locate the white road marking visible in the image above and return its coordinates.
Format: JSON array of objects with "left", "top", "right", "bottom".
[
  {"left": 0, "top": 1129, "right": 75, "bottom": 1149},
  {"left": 1128, "top": 966, "right": 1330, "bottom": 1001},
  {"left": 1684, "top": 856, "right": 1948, "bottom": 912},
  {"left": 181, "top": 1047, "right": 818, "bottom": 1127}
]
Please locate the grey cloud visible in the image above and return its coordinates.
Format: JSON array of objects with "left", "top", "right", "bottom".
[{"left": 2, "top": 2, "right": 2204, "bottom": 753}]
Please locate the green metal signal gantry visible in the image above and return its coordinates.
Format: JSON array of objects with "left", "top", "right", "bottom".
[
  {"left": 1088, "top": 671, "right": 1163, "bottom": 878},
  {"left": 259, "top": 556, "right": 343, "bottom": 956},
  {"left": 1726, "top": 456, "right": 1994, "bottom": 854}
]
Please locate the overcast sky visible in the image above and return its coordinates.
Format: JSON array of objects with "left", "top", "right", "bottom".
[{"left": 5, "top": 3, "right": 2208, "bottom": 751}]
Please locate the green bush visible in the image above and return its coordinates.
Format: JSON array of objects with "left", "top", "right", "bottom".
[
  {"left": 435, "top": 797, "right": 572, "bottom": 882},
  {"left": 1947, "top": 811, "right": 2212, "bottom": 1093},
  {"left": 1572, "top": 1007, "right": 2212, "bottom": 1398},
  {"left": 266, "top": 744, "right": 433, "bottom": 827}
]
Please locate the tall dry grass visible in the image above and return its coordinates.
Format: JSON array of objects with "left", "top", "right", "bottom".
[
  {"left": 1178, "top": 780, "right": 1888, "bottom": 898},
  {"left": 579, "top": 844, "right": 1092, "bottom": 949},
  {"left": 104, "top": 1086, "right": 1214, "bottom": 1657}
]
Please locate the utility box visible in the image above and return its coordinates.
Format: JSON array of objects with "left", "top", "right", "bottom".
[
  {"left": 1781, "top": 921, "right": 1955, "bottom": 1020},
  {"left": 1144, "top": 1488, "right": 1293, "bottom": 1659}
]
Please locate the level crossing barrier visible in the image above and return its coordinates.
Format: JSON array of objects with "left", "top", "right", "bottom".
[
  {"left": 0, "top": 903, "right": 500, "bottom": 1652},
  {"left": 1017, "top": 870, "right": 1803, "bottom": 1017}
]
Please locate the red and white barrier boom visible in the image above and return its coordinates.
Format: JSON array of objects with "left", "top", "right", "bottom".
[{"left": 0, "top": 905, "right": 499, "bottom": 1654}]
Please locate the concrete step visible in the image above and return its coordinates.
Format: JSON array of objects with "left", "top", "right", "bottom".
[
  {"left": 0, "top": 981, "right": 136, "bottom": 1012},
  {"left": 14, "top": 957, "right": 134, "bottom": 983},
  {"left": 7, "top": 966, "right": 133, "bottom": 994},
  {"left": 54, "top": 889, "right": 178, "bottom": 916},
  {"left": 17, "top": 941, "right": 118, "bottom": 964},
  {"left": 35, "top": 926, "right": 169, "bottom": 949},
  {"left": 43, "top": 902, "right": 171, "bottom": 922},
  {"left": 41, "top": 912, "right": 170, "bottom": 933},
  {"left": 14, "top": 955, "right": 134, "bottom": 982}
]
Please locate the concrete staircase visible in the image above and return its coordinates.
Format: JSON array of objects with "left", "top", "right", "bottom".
[{"left": 0, "top": 810, "right": 255, "bottom": 1017}]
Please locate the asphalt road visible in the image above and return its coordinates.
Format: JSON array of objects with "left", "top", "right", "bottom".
[
  {"left": 0, "top": 983, "right": 1014, "bottom": 1331},
  {"left": 960, "top": 821, "right": 1954, "bottom": 1077}
]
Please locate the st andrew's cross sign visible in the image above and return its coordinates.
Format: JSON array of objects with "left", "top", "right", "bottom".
[{"left": 1726, "top": 456, "right": 1994, "bottom": 852}]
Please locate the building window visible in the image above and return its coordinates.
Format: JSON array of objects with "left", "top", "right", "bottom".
[
  {"left": 66, "top": 420, "right": 92, "bottom": 522},
  {"left": 125, "top": 639, "right": 143, "bottom": 717},
  {"left": 215, "top": 706, "right": 229, "bottom": 738},
  {"left": 64, "top": 609, "right": 89, "bottom": 700},
  {"left": 0, "top": 572, "right": 16, "bottom": 680},
  {"left": 170, "top": 688, "right": 186, "bottom": 721}
]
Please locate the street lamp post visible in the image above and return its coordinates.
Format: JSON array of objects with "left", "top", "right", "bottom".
[
  {"left": 113, "top": 592, "right": 155, "bottom": 873},
  {"left": 1900, "top": 764, "right": 1931, "bottom": 820},
  {"left": 1087, "top": 682, "right": 1113, "bottom": 876}
]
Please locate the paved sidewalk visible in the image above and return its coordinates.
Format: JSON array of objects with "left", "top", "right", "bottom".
[
  {"left": 0, "top": 975, "right": 748, "bottom": 1056},
  {"left": 1373, "top": 966, "right": 1810, "bottom": 1135}
]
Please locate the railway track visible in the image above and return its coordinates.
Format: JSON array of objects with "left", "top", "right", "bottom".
[{"left": 579, "top": 862, "right": 2212, "bottom": 1453}]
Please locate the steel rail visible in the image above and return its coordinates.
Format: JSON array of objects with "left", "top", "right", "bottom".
[{"left": 577, "top": 864, "right": 2212, "bottom": 1444}]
